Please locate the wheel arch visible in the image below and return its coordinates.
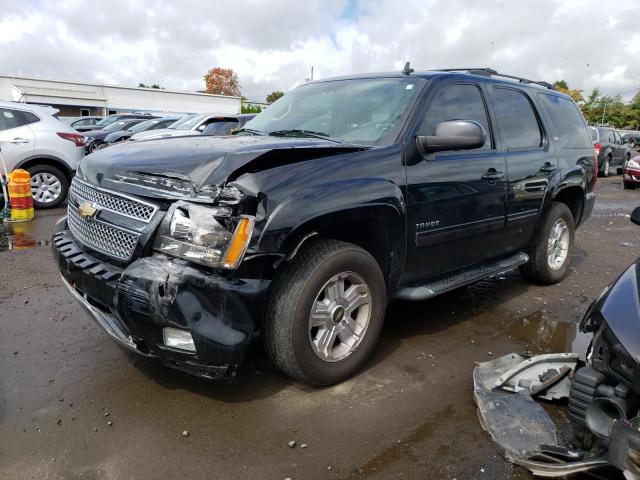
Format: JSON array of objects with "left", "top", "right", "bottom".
[{"left": 16, "top": 155, "right": 74, "bottom": 183}]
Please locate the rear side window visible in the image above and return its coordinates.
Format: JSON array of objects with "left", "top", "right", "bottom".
[
  {"left": 420, "top": 83, "right": 492, "bottom": 150},
  {"left": 494, "top": 88, "right": 542, "bottom": 150},
  {"left": 537, "top": 94, "right": 592, "bottom": 149},
  {"left": 0, "top": 108, "right": 39, "bottom": 131}
]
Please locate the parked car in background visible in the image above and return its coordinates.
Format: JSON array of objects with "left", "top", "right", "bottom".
[
  {"left": 62, "top": 116, "right": 103, "bottom": 130},
  {"left": 84, "top": 119, "right": 147, "bottom": 153},
  {"left": 201, "top": 114, "right": 256, "bottom": 136},
  {"left": 589, "top": 126, "right": 630, "bottom": 176},
  {"left": 0, "top": 101, "right": 84, "bottom": 208},
  {"left": 77, "top": 112, "right": 156, "bottom": 132},
  {"left": 623, "top": 155, "right": 640, "bottom": 189},
  {"left": 129, "top": 112, "right": 241, "bottom": 141},
  {"left": 622, "top": 132, "right": 640, "bottom": 149},
  {"left": 103, "top": 116, "right": 183, "bottom": 145}
]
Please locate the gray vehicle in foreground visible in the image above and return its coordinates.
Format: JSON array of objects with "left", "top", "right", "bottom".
[{"left": 0, "top": 101, "right": 85, "bottom": 208}]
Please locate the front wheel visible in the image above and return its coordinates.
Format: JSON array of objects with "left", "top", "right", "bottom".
[
  {"left": 520, "top": 202, "right": 575, "bottom": 285},
  {"left": 263, "top": 239, "right": 386, "bottom": 385},
  {"left": 624, "top": 182, "right": 635, "bottom": 190}
]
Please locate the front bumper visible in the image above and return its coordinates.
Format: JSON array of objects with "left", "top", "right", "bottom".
[
  {"left": 53, "top": 220, "right": 270, "bottom": 380},
  {"left": 624, "top": 167, "right": 640, "bottom": 184}
]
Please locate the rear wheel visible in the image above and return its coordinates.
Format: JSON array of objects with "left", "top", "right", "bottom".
[
  {"left": 263, "top": 239, "right": 386, "bottom": 385},
  {"left": 520, "top": 202, "right": 575, "bottom": 285},
  {"left": 618, "top": 153, "right": 630, "bottom": 174},
  {"left": 630, "top": 139, "right": 637, "bottom": 149},
  {"left": 28, "top": 165, "right": 68, "bottom": 209},
  {"left": 600, "top": 156, "right": 611, "bottom": 177}
]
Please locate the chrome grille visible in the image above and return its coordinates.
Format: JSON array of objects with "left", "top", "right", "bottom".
[
  {"left": 71, "top": 177, "right": 156, "bottom": 222},
  {"left": 68, "top": 203, "right": 139, "bottom": 261}
]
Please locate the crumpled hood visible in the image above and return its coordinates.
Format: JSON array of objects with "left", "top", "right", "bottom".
[{"left": 77, "top": 134, "right": 366, "bottom": 201}]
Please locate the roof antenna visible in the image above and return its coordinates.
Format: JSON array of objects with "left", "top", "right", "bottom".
[{"left": 402, "top": 62, "right": 414, "bottom": 75}]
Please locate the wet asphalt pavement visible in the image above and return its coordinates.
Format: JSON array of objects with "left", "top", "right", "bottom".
[{"left": 1, "top": 176, "right": 639, "bottom": 480}]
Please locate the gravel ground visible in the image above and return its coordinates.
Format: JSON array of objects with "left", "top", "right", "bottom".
[{"left": 0, "top": 175, "right": 639, "bottom": 480}]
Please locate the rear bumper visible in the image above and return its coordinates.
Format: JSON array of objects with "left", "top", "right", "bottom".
[{"left": 52, "top": 220, "right": 270, "bottom": 380}]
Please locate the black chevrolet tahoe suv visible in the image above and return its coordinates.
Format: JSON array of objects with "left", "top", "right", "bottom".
[{"left": 53, "top": 68, "right": 596, "bottom": 385}]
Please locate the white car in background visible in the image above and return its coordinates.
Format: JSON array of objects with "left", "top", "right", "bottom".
[
  {"left": 129, "top": 112, "right": 230, "bottom": 141},
  {"left": 0, "top": 101, "right": 85, "bottom": 208}
]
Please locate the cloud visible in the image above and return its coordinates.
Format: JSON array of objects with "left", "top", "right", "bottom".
[{"left": 1, "top": 0, "right": 639, "bottom": 101}]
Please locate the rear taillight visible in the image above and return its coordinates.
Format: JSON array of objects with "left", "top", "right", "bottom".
[
  {"left": 57, "top": 132, "right": 85, "bottom": 147},
  {"left": 592, "top": 152, "right": 598, "bottom": 188},
  {"left": 594, "top": 143, "right": 601, "bottom": 156}
]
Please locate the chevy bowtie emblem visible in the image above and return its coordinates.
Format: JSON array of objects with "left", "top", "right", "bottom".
[{"left": 78, "top": 202, "right": 99, "bottom": 219}]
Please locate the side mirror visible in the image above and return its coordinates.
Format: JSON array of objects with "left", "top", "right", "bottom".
[
  {"left": 417, "top": 120, "right": 486, "bottom": 154},
  {"left": 631, "top": 206, "right": 640, "bottom": 226}
]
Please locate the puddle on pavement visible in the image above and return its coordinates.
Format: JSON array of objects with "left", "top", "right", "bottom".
[
  {"left": 0, "top": 221, "right": 51, "bottom": 252},
  {"left": 506, "top": 310, "right": 592, "bottom": 360}
]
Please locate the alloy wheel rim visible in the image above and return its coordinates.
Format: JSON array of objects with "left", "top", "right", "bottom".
[
  {"left": 308, "top": 271, "right": 371, "bottom": 363},
  {"left": 30, "top": 173, "right": 62, "bottom": 204},
  {"left": 547, "top": 218, "right": 570, "bottom": 270}
]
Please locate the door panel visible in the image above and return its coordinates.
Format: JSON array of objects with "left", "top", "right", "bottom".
[
  {"left": 404, "top": 82, "right": 507, "bottom": 283},
  {"left": 490, "top": 87, "right": 550, "bottom": 252},
  {"left": 0, "top": 109, "right": 36, "bottom": 170}
]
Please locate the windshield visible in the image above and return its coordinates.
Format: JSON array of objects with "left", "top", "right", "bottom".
[
  {"left": 95, "top": 115, "right": 121, "bottom": 127},
  {"left": 103, "top": 121, "right": 130, "bottom": 132},
  {"left": 243, "top": 78, "right": 425, "bottom": 146},
  {"left": 169, "top": 113, "right": 209, "bottom": 130},
  {"left": 129, "top": 120, "right": 158, "bottom": 132}
]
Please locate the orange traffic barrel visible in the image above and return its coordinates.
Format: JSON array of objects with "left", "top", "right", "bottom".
[{"left": 8, "top": 169, "right": 34, "bottom": 222}]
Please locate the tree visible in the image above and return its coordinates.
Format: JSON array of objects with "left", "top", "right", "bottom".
[
  {"left": 552, "top": 80, "right": 584, "bottom": 104},
  {"left": 242, "top": 104, "right": 262, "bottom": 114},
  {"left": 266, "top": 91, "right": 284, "bottom": 104},
  {"left": 204, "top": 68, "right": 241, "bottom": 96}
]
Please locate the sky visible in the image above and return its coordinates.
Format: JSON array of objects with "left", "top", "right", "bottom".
[{"left": 1, "top": 0, "right": 639, "bottom": 102}]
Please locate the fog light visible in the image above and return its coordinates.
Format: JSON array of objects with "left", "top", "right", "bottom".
[{"left": 163, "top": 327, "right": 196, "bottom": 352}]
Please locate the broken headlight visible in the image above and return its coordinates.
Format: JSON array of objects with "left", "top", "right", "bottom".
[{"left": 153, "top": 201, "right": 254, "bottom": 269}]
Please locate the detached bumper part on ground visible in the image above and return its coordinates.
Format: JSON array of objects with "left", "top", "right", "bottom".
[
  {"left": 52, "top": 221, "right": 269, "bottom": 380},
  {"left": 475, "top": 353, "right": 640, "bottom": 479}
]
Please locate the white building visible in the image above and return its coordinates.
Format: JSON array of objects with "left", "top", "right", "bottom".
[{"left": 0, "top": 74, "right": 241, "bottom": 117}]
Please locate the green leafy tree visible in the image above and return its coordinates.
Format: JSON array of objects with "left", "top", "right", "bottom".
[{"left": 266, "top": 91, "right": 284, "bottom": 104}]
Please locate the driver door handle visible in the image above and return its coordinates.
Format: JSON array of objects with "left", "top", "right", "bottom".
[{"left": 10, "top": 137, "right": 30, "bottom": 144}]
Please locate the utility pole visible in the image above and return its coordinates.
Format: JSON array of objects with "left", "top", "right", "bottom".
[
  {"left": 310, "top": 66, "right": 314, "bottom": 82},
  {"left": 601, "top": 100, "right": 607, "bottom": 125}
]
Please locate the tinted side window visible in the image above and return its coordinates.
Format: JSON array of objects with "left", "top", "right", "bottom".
[
  {"left": 494, "top": 88, "right": 542, "bottom": 149},
  {"left": 537, "top": 93, "right": 592, "bottom": 149},
  {"left": 0, "top": 108, "right": 39, "bottom": 131},
  {"left": 420, "top": 83, "right": 491, "bottom": 150}
]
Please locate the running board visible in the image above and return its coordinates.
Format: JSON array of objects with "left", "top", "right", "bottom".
[{"left": 395, "top": 252, "right": 529, "bottom": 301}]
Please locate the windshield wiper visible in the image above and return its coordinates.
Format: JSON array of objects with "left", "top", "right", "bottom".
[
  {"left": 268, "top": 129, "right": 342, "bottom": 143},
  {"left": 234, "top": 127, "right": 265, "bottom": 136}
]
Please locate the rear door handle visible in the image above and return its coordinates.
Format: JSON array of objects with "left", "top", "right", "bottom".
[
  {"left": 482, "top": 169, "right": 504, "bottom": 180},
  {"left": 9, "top": 137, "right": 30, "bottom": 144}
]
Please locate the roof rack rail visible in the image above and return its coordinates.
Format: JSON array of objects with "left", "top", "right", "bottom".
[{"left": 437, "top": 68, "right": 555, "bottom": 90}]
